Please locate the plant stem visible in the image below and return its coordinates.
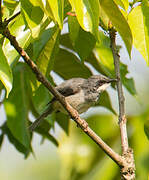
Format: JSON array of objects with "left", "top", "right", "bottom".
[{"left": 109, "top": 29, "right": 135, "bottom": 180}]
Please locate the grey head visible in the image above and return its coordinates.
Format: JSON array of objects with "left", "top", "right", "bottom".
[
  {"left": 87, "top": 75, "right": 117, "bottom": 93},
  {"left": 82, "top": 75, "right": 117, "bottom": 103}
]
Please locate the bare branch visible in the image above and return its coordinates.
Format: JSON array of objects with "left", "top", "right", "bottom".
[
  {"left": 4, "top": 11, "right": 21, "bottom": 26},
  {"left": 109, "top": 29, "right": 128, "bottom": 153},
  {"left": 1, "top": 27, "right": 125, "bottom": 167},
  {"left": 109, "top": 28, "right": 135, "bottom": 179}
]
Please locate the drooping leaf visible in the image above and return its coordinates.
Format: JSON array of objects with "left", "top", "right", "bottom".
[
  {"left": 120, "top": 63, "right": 137, "bottom": 95},
  {"left": 35, "top": 123, "right": 58, "bottom": 146},
  {"left": 3, "top": 13, "right": 32, "bottom": 66},
  {"left": 56, "top": 112, "right": 70, "bottom": 135},
  {"left": 3, "top": 0, "right": 19, "bottom": 15},
  {"left": 128, "top": 2, "right": 149, "bottom": 65},
  {"left": 60, "top": 33, "right": 74, "bottom": 50},
  {"left": 4, "top": 63, "right": 30, "bottom": 149},
  {"left": 0, "top": 133, "right": 4, "bottom": 150},
  {"left": 99, "top": 0, "right": 132, "bottom": 57},
  {"left": 53, "top": 48, "right": 92, "bottom": 79},
  {"left": 34, "top": 25, "right": 60, "bottom": 77},
  {"left": 113, "top": 0, "right": 129, "bottom": 11},
  {"left": 1, "top": 123, "right": 30, "bottom": 157},
  {"left": 93, "top": 31, "right": 115, "bottom": 72},
  {"left": 144, "top": 120, "right": 149, "bottom": 140},
  {"left": 47, "top": 0, "right": 64, "bottom": 29},
  {"left": 68, "top": 16, "right": 96, "bottom": 61},
  {"left": 0, "top": 44, "right": 13, "bottom": 97},
  {"left": 21, "top": 0, "right": 44, "bottom": 38},
  {"left": 68, "top": 0, "right": 100, "bottom": 39},
  {"left": 96, "top": 91, "right": 116, "bottom": 115}
]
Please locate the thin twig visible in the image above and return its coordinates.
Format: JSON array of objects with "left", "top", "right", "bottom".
[
  {"left": 109, "top": 28, "right": 135, "bottom": 179},
  {"left": 1, "top": 27, "right": 125, "bottom": 167},
  {"left": 4, "top": 11, "right": 21, "bottom": 26},
  {"left": 109, "top": 29, "right": 128, "bottom": 153}
]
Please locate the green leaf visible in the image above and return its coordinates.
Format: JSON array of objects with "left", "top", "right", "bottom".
[
  {"left": 68, "top": 0, "right": 99, "bottom": 38},
  {"left": 3, "top": 13, "right": 32, "bottom": 66},
  {"left": 35, "top": 124, "right": 59, "bottom": 146},
  {"left": 96, "top": 91, "right": 116, "bottom": 115},
  {"left": 120, "top": 63, "right": 137, "bottom": 95},
  {"left": 0, "top": 44, "right": 13, "bottom": 97},
  {"left": 144, "top": 121, "right": 149, "bottom": 140},
  {"left": 93, "top": 31, "right": 115, "bottom": 73},
  {"left": 0, "top": 133, "right": 4, "bottom": 150},
  {"left": 113, "top": 0, "right": 129, "bottom": 11},
  {"left": 128, "top": 2, "right": 149, "bottom": 65},
  {"left": 1, "top": 123, "right": 30, "bottom": 157},
  {"left": 99, "top": 0, "right": 132, "bottom": 57},
  {"left": 21, "top": 0, "right": 44, "bottom": 38},
  {"left": 3, "top": 0, "right": 19, "bottom": 15},
  {"left": 47, "top": 0, "right": 64, "bottom": 29},
  {"left": 68, "top": 16, "right": 96, "bottom": 61},
  {"left": 4, "top": 63, "right": 30, "bottom": 149},
  {"left": 60, "top": 33, "right": 74, "bottom": 50},
  {"left": 53, "top": 48, "right": 92, "bottom": 79},
  {"left": 56, "top": 112, "right": 70, "bottom": 135},
  {"left": 34, "top": 26, "right": 60, "bottom": 77}
]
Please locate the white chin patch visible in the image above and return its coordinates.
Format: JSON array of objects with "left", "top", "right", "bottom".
[{"left": 97, "top": 83, "right": 110, "bottom": 92}]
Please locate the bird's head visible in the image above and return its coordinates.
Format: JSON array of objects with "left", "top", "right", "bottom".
[{"left": 87, "top": 75, "right": 117, "bottom": 93}]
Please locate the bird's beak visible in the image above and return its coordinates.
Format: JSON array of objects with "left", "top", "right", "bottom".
[{"left": 108, "top": 78, "right": 117, "bottom": 83}]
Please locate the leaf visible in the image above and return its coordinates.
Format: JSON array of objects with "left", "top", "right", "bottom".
[
  {"left": 99, "top": 0, "right": 132, "bottom": 57},
  {"left": 53, "top": 48, "right": 92, "bottom": 79},
  {"left": 34, "top": 26, "right": 60, "bottom": 76},
  {"left": 21, "top": 0, "right": 44, "bottom": 38},
  {"left": 1, "top": 123, "right": 30, "bottom": 157},
  {"left": 68, "top": 16, "right": 96, "bottom": 61},
  {"left": 113, "top": 0, "right": 129, "bottom": 11},
  {"left": 93, "top": 31, "right": 115, "bottom": 72},
  {"left": 60, "top": 33, "right": 74, "bottom": 50},
  {"left": 4, "top": 63, "right": 30, "bottom": 149},
  {"left": 96, "top": 91, "right": 116, "bottom": 115},
  {"left": 144, "top": 121, "right": 149, "bottom": 140},
  {"left": 120, "top": 63, "right": 137, "bottom": 95},
  {"left": 3, "top": 0, "right": 19, "bottom": 15},
  {"left": 56, "top": 112, "right": 70, "bottom": 135},
  {"left": 68, "top": 0, "right": 99, "bottom": 38},
  {"left": 0, "top": 133, "right": 4, "bottom": 150},
  {"left": 128, "top": 2, "right": 149, "bottom": 65},
  {"left": 47, "top": 0, "right": 64, "bottom": 29},
  {"left": 3, "top": 13, "right": 32, "bottom": 66},
  {"left": 0, "top": 44, "right": 13, "bottom": 97},
  {"left": 35, "top": 124, "right": 59, "bottom": 146}
]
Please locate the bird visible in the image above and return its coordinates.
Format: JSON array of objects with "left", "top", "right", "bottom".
[{"left": 29, "top": 75, "right": 117, "bottom": 132}]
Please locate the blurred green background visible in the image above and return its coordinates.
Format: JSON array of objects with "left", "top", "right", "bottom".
[{"left": 1, "top": 41, "right": 149, "bottom": 180}]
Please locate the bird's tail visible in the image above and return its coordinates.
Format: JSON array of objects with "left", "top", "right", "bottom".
[{"left": 29, "top": 106, "right": 53, "bottom": 132}]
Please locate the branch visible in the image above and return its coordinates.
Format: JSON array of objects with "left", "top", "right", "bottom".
[
  {"left": 109, "top": 29, "right": 135, "bottom": 179},
  {"left": 1, "top": 27, "right": 125, "bottom": 167},
  {"left": 109, "top": 29, "right": 128, "bottom": 153},
  {"left": 4, "top": 11, "right": 21, "bottom": 26}
]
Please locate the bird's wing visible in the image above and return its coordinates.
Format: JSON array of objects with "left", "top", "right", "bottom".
[{"left": 56, "top": 78, "right": 85, "bottom": 97}]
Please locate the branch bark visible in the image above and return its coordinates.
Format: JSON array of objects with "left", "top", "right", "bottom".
[
  {"left": 109, "top": 29, "right": 135, "bottom": 180},
  {"left": 1, "top": 25, "right": 125, "bottom": 167}
]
